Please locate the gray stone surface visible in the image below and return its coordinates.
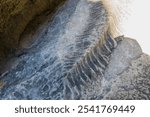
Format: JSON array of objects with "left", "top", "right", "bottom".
[
  {"left": 0, "top": 0, "right": 150, "bottom": 100},
  {"left": 0, "top": 0, "right": 114, "bottom": 100},
  {"left": 102, "top": 37, "right": 150, "bottom": 100},
  {"left": 105, "top": 37, "right": 143, "bottom": 81}
]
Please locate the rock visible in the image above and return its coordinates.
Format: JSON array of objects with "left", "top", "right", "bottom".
[
  {"left": 0, "top": 0, "right": 65, "bottom": 59},
  {"left": 104, "top": 37, "right": 142, "bottom": 81},
  {"left": 0, "top": 0, "right": 116, "bottom": 99},
  {"left": 102, "top": 37, "right": 150, "bottom": 99},
  {"left": 0, "top": 0, "right": 150, "bottom": 100}
]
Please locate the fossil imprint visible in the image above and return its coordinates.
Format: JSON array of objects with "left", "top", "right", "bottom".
[{"left": 1, "top": 0, "right": 148, "bottom": 100}]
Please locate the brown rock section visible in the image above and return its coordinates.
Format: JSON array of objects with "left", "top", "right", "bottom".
[{"left": 0, "top": 0, "right": 65, "bottom": 60}]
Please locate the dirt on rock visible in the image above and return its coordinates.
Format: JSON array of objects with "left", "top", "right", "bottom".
[{"left": 0, "top": 0, "right": 65, "bottom": 61}]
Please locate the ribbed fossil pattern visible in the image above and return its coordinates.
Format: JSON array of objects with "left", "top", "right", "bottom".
[
  {"left": 0, "top": 0, "right": 117, "bottom": 99},
  {"left": 64, "top": 34, "right": 117, "bottom": 99}
]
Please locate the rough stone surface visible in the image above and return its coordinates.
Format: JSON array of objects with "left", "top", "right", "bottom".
[
  {"left": 104, "top": 37, "right": 142, "bottom": 81},
  {"left": 102, "top": 38, "right": 150, "bottom": 100},
  {"left": 0, "top": 0, "right": 150, "bottom": 100},
  {"left": 0, "top": 0, "right": 65, "bottom": 59},
  {"left": 0, "top": 0, "right": 115, "bottom": 100}
]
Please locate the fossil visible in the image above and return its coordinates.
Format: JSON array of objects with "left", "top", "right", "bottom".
[{"left": 0, "top": 0, "right": 118, "bottom": 99}]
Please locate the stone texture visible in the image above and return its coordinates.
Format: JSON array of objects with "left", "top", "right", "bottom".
[
  {"left": 0, "top": 0, "right": 150, "bottom": 100},
  {"left": 102, "top": 37, "right": 150, "bottom": 99},
  {"left": 104, "top": 37, "right": 142, "bottom": 81},
  {"left": 0, "top": 0, "right": 65, "bottom": 59},
  {"left": 0, "top": 0, "right": 113, "bottom": 99}
]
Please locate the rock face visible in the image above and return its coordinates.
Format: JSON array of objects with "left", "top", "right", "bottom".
[
  {"left": 0, "top": 0, "right": 65, "bottom": 59},
  {"left": 103, "top": 37, "right": 150, "bottom": 99},
  {"left": 0, "top": 0, "right": 114, "bottom": 100},
  {"left": 0, "top": 0, "right": 150, "bottom": 100}
]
